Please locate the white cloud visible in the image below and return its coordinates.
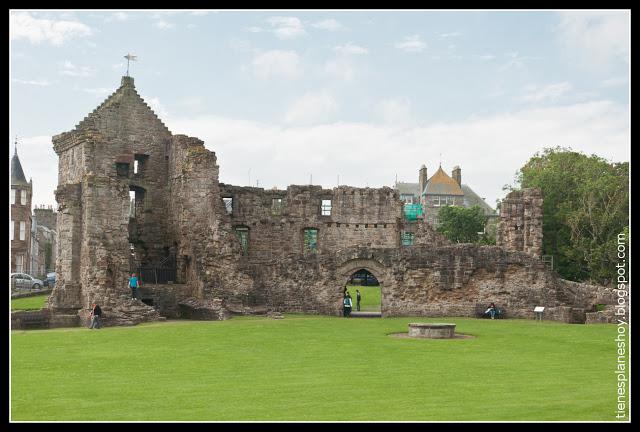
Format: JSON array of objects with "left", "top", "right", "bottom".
[
  {"left": 334, "top": 42, "right": 368, "bottom": 55},
  {"left": 312, "top": 19, "right": 344, "bottom": 31},
  {"left": 374, "top": 98, "right": 412, "bottom": 125},
  {"left": 147, "top": 97, "right": 169, "bottom": 118},
  {"left": 12, "top": 78, "right": 51, "bottom": 86},
  {"left": 267, "top": 16, "right": 306, "bottom": 39},
  {"left": 498, "top": 51, "right": 542, "bottom": 72},
  {"left": 556, "top": 11, "right": 630, "bottom": 70},
  {"left": 189, "top": 10, "right": 212, "bottom": 16},
  {"left": 246, "top": 26, "right": 264, "bottom": 33},
  {"left": 395, "top": 35, "right": 426, "bottom": 53},
  {"left": 60, "top": 61, "right": 95, "bottom": 77},
  {"left": 20, "top": 100, "right": 629, "bottom": 210},
  {"left": 113, "top": 12, "right": 129, "bottom": 21},
  {"left": 324, "top": 58, "right": 356, "bottom": 81},
  {"left": 155, "top": 20, "right": 175, "bottom": 30},
  {"left": 521, "top": 82, "right": 573, "bottom": 103},
  {"left": 10, "top": 11, "right": 92, "bottom": 46},
  {"left": 160, "top": 100, "right": 627, "bottom": 209},
  {"left": 252, "top": 50, "right": 302, "bottom": 80},
  {"left": 284, "top": 90, "right": 339, "bottom": 125}
]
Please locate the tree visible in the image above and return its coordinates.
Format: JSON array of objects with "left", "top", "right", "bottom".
[
  {"left": 516, "top": 147, "right": 628, "bottom": 284},
  {"left": 437, "top": 205, "right": 490, "bottom": 244}
]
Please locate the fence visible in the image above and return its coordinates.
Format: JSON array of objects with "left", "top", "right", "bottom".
[{"left": 137, "top": 267, "right": 176, "bottom": 285}]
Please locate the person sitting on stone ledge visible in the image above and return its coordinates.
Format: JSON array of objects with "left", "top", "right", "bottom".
[{"left": 485, "top": 302, "right": 497, "bottom": 319}]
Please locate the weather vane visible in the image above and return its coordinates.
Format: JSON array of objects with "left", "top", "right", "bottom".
[{"left": 124, "top": 53, "right": 138, "bottom": 77}]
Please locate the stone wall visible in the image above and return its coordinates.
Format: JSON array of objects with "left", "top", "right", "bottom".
[
  {"left": 496, "top": 188, "right": 543, "bottom": 258},
  {"left": 48, "top": 76, "right": 608, "bottom": 327}
]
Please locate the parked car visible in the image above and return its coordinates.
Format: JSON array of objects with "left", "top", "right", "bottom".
[
  {"left": 10, "top": 273, "right": 44, "bottom": 290},
  {"left": 44, "top": 272, "right": 56, "bottom": 288}
]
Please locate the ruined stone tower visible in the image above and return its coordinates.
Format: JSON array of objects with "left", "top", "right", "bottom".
[{"left": 496, "top": 188, "right": 544, "bottom": 258}]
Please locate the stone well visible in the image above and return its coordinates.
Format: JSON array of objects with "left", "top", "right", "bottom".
[{"left": 408, "top": 323, "right": 456, "bottom": 339}]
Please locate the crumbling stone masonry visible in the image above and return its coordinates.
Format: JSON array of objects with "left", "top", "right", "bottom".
[
  {"left": 45, "top": 76, "right": 610, "bottom": 328},
  {"left": 496, "top": 188, "right": 543, "bottom": 258}
]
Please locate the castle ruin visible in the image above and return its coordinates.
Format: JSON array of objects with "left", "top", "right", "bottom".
[{"left": 45, "top": 76, "right": 610, "bottom": 327}]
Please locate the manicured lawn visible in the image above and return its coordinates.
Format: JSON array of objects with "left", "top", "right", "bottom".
[
  {"left": 11, "top": 294, "right": 48, "bottom": 311},
  {"left": 346, "top": 284, "right": 380, "bottom": 311},
  {"left": 11, "top": 315, "right": 625, "bottom": 421}
]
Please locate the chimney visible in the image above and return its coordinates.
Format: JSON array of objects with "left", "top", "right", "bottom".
[
  {"left": 418, "top": 164, "right": 428, "bottom": 195},
  {"left": 452, "top": 165, "right": 461, "bottom": 187}
]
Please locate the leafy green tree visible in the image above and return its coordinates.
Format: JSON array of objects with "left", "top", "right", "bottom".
[
  {"left": 437, "top": 205, "right": 490, "bottom": 244},
  {"left": 516, "top": 147, "right": 628, "bottom": 284}
]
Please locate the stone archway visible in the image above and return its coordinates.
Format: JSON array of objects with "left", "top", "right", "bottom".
[{"left": 337, "top": 258, "right": 391, "bottom": 316}]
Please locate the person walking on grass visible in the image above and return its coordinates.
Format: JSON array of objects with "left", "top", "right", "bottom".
[
  {"left": 129, "top": 273, "right": 140, "bottom": 300},
  {"left": 356, "top": 289, "right": 361, "bottom": 311},
  {"left": 89, "top": 303, "right": 102, "bottom": 329},
  {"left": 343, "top": 292, "right": 353, "bottom": 317}
]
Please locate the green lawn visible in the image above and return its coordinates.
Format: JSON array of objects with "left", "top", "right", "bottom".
[
  {"left": 346, "top": 284, "right": 380, "bottom": 311},
  {"left": 11, "top": 294, "right": 48, "bottom": 311},
  {"left": 11, "top": 315, "right": 626, "bottom": 421}
]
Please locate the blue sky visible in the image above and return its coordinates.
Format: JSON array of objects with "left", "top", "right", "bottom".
[{"left": 10, "top": 10, "right": 630, "bottom": 208}]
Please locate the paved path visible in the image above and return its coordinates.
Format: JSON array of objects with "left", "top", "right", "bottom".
[{"left": 349, "top": 311, "right": 382, "bottom": 318}]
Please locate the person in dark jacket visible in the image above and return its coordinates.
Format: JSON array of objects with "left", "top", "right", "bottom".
[
  {"left": 356, "top": 289, "right": 361, "bottom": 311},
  {"left": 89, "top": 303, "right": 102, "bottom": 329}
]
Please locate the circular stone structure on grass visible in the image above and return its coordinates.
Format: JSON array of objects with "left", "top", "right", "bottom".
[{"left": 408, "top": 322, "right": 456, "bottom": 339}]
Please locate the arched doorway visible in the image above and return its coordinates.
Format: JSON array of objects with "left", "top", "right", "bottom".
[{"left": 345, "top": 268, "right": 381, "bottom": 313}]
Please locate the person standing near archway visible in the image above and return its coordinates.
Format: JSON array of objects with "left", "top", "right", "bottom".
[
  {"left": 343, "top": 292, "right": 353, "bottom": 317},
  {"left": 356, "top": 289, "right": 361, "bottom": 311}
]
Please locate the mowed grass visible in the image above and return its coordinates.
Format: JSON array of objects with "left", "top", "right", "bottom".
[
  {"left": 11, "top": 294, "right": 48, "bottom": 311},
  {"left": 11, "top": 316, "right": 624, "bottom": 421},
  {"left": 346, "top": 284, "right": 380, "bottom": 311}
]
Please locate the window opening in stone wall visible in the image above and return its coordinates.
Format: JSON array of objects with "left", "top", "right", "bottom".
[
  {"left": 401, "top": 231, "right": 414, "bottom": 246},
  {"left": 223, "top": 197, "right": 233, "bottom": 215},
  {"left": 234, "top": 226, "right": 249, "bottom": 256},
  {"left": 21, "top": 190, "right": 27, "bottom": 206},
  {"left": 134, "top": 154, "right": 148, "bottom": 176},
  {"left": 272, "top": 198, "right": 283, "bottom": 215},
  {"left": 116, "top": 162, "right": 130, "bottom": 178},
  {"left": 15, "top": 255, "right": 24, "bottom": 273},
  {"left": 303, "top": 228, "right": 318, "bottom": 253},
  {"left": 10, "top": 221, "right": 14, "bottom": 241},
  {"left": 11, "top": 189, "right": 16, "bottom": 205},
  {"left": 19, "top": 221, "right": 26, "bottom": 241},
  {"left": 321, "top": 199, "right": 332, "bottom": 216},
  {"left": 129, "top": 190, "right": 136, "bottom": 218}
]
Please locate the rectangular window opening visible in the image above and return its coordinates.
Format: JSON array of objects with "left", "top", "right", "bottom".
[
  {"left": 19, "top": 221, "right": 26, "bottom": 241},
  {"left": 21, "top": 190, "right": 27, "bottom": 206},
  {"left": 11, "top": 189, "right": 16, "bottom": 205},
  {"left": 303, "top": 229, "right": 318, "bottom": 253},
  {"left": 129, "top": 191, "right": 136, "bottom": 218},
  {"left": 223, "top": 197, "right": 233, "bottom": 215},
  {"left": 401, "top": 231, "right": 414, "bottom": 246},
  {"left": 321, "top": 199, "right": 332, "bottom": 216},
  {"left": 235, "top": 227, "right": 249, "bottom": 256},
  {"left": 272, "top": 198, "right": 283, "bottom": 215}
]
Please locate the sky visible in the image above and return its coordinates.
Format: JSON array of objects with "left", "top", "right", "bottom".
[{"left": 9, "top": 9, "right": 630, "bottom": 209}]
